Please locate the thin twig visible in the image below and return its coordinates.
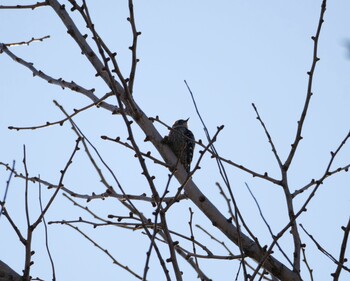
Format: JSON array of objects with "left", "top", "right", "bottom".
[
  {"left": 159, "top": 211, "right": 183, "bottom": 281},
  {"left": 9, "top": 95, "right": 112, "bottom": 131},
  {"left": 38, "top": 179, "right": 56, "bottom": 281},
  {"left": 293, "top": 130, "right": 350, "bottom": 198},
  {"left": 0, "top": 44, "right": 119, "bottom": 114},
  {"left": 23, "top": 146, "right": 30, "bottom": 228},
  {"left": 292, "top": 163, "right": 350, "bottom": 198},
  {"left": 0, "top": 160, "right": 15, "bottom": 220},
  {"left": 4, "top": 36, "right": 50, "bottom": 47},
  {"left": 127, "top": 0, "right": 140, "bottom": 93},
  {"left": 300, "top": 224, "right": 350, "bottom": 273},
  {"left": 55, "top": 99, "right": 172, "bottom": 279},
  {"left": 143, "top": 167, "right": 180, "bottom": 280},
  {"left": 252, "top": 103, "right": 283, "bottom": 169},
  {"left": 168, "top": 229, "right": 213, "bottom": 256},
  {"left": 1, "top": 207, "right": 26, "bottom": 245},
  {"left": 101, "top": 135, "right": 168, "bottom": 168},
  {"left": 0, "top": 162, "right": 184, "bottom": 204},
  {"left": 301, "top": 245, "right": 314, "bottom": 281},
  {"left": 188, "top": 208, "right": 200, "bottom": 273},
  {"left": 333, "top": 217, "right": 350, "bottom": 280},
  {"left": 64, "top": 223, "right": 142, "bottom": 280},
  {"left": 32, "top": 138, "right": 82, "bottom": 230},
  {"left": 284, "top": 0, "right": 327, "bottom": 170},
  {"left": 245, "top": 183, "right": 294, "bottom": 268},
  {"left": 196, "top": 225, "right": 235, "bottom": 256},
  {"left": 82, "top": 0, "right": 160, "bottom": 202},
  {"left": 23, "top": 145, "right": 32, "bottom": 280},
  {"left": 0, "top": 2, "right": 48, "bottom": 9}
]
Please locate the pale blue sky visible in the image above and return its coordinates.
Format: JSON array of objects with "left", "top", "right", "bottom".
[{"left": 1, "top": 1, "right": 350, "bottom": 280}]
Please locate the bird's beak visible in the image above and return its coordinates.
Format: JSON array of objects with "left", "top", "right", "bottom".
[{"left": 185, "top": 117, "right": 190, "bottom": 122}]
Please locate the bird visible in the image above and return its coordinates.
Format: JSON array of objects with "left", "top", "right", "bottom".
[{"left": 166, "top": 118, "right": 195, "bottom": 173}]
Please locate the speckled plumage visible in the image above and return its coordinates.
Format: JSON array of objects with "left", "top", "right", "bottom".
[{"left": 167, "top": 119, "right": 195, "bottom": 172}]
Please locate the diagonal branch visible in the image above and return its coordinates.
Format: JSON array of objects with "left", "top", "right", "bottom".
[
  {"left": 64, "top": 223, "right": 143, "bottom": 280},
  {"left": 293, "top": 130, "right": 350, "bottom": 198},
  {"left": 252, "top": 103, "right": 283, "bottom": 169},
  {"left": 284, "top": 0, "right": 327, "bottom": 170},
  {"left": 0, "top": 44, "right": 118, "bottom": 114},
  {"left": 0, "top": 160, "right": 15, "bottom": 220},
  {"left": 300, "top": 224, "right": 350, "bottom": 274}
]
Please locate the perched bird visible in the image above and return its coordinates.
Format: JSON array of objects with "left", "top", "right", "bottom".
[{"left": 166, "top": 118, "right": 195, "bottom": 173}]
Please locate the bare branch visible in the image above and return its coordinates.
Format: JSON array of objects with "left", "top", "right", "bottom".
[
  {"left": 47, "top": 0, "right": 124, "bottom": 94},
  {"left": 301, "top": 245, "right": 314, "bottom": 281},
  {"left": 0, "top": 2, "right": 48, "bottom": 10},
  {"left": 188, "top": 208, "right": 200, "bottom": 274},
  {"left": 245, "top": 183, "right": 293, "bottom": 269},
  {"left": 64, "top": 222, "right": 143, "bottom": 280},
  {"left": 38, "top": 179, "right": 56, "bottom": 281},
  {"left": 293, "top": 130, "right": 350, "bottom": 198},
  {"left": 23, "top": 146, "right": 30, "bottom": 228},
  {"left": 196, "top": 225, "right": 235, "bottom": 256},
  {"left": 9, "top": 95, "right": 112, "bottom": 131},
  {"left": 0, "top": 44, "right": 118, "bottom": 114},
  {"left": 127, "top": 0, "right": 140, "bottom": 93},
  {"left": 32, "top": 137, "right": 81, "bottom": 230},
  {"left": 333, "top": 218, "right": 350, "bottom": 280},
  {"left": 4, "top": 35, "right": 50, "bottom": 47},
  {"left": 300, "top": 224, "right": 350, "bottom": 273},
  {"left": 1, "top": 207, "right": 26, "bottom": 245},
  {"left": 252, "top": 103, "right": 283, "bottom": 169},
  {"left": 159, "top": 211, "right": 183, "bottom": 281},
  {"left": 284, "top": 0, "right": 327, "bottom": 170},
  {"left": 0, "top": 160, "right": 15, "bottom": 220},
  {"left": 205, "top": 149, "right": 281, "bottom": 185},
  {"left": 101, "top": 135, "right": 169, "bottom": 168}
]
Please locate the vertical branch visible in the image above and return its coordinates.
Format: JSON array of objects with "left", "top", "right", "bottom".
[
  {"left": 188, "top": 208, "right": 199, "bottom": 272},
  {"left": 22, "top": 139, "right": 81, "bottom": 281},
  {"left": 143, "top": 173, "right": 176, "bottom": 281},
  {"left": 23, "top": 146, "right": 30, "bottom": 228},
  {"left": 159, "top": 210, "right": 183, "bottom": 281},
  {"left": 284, "top": 0, "right": 327, "bottom": 170},
  {"left": 332, "top": 218, "right": 350, "bottom": 280},
  {"left": 301, "top": 246, "right": 314, "bottom": 281},
  {"left": 22, "top": 146, "right": 32, "bottom": 281},
  {"left": 38, "top": 179, "right": 56, "bottom": 281},
  {"left": 280, "top": 1, "right": 327, "bottom": 274},
  {"left": 127, "top": 0, "right": 140, "bottom": 93},
  {"left": 282, "top": 170, "right": 302, "bottom": 273}
]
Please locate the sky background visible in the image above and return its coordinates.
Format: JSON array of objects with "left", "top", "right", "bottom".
[{"left": 1, "top": 0, "right": 350, "bottom": 280}]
